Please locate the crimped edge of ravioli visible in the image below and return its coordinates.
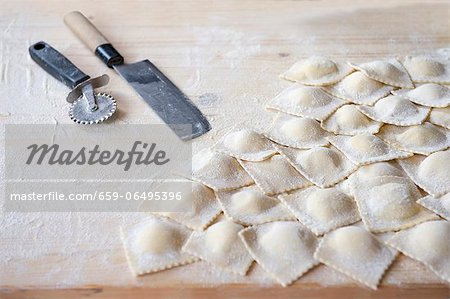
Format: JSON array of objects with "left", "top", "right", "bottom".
[
  {"left": 238, "top": 157, "right": 312, "bottom": 196},
  {"left": 417, "top": 193, "right": 450, "bottom": 221},
  {"left": 278, "top": 188, "right": 361, "bottom": 236},
  {"left": 120, "top": 219, "right": 200, "bottom": 276},
  {"left": 429, "top": 107, "right": 450, "bottom": 129},
  {"left": 216, "top": 186, "right": 296, "bottom": 226},
  {"left": 181, "top": 219, "right": 254, "bottom": 276},
  {"left": 313, "top": 226, "right": 398, "bottom": 290},
  {"left": 392, "top": 85, "right": 450, "bottom": 108},
  {"left": 213, "top": 128, "right": 278, "bottom": 162},
  {"left": 273, "top": 144, "right": 359, "bottom": 188},
  {"left": 355, "top": 199, "right": 439, "bottom": 233},
  {"left": 266, "top": 85, "right": 347, "bottom": 121},
  {"left": 351, "top": 175, "right": 438, "bottom": 233},
  {"left": 377, "top": 123, "right": 450, "bottom": 155},
  {"left": 348, "top": 58, "right": 414, "bottom": 88},
  {"left": 153, "top": 180, "right": 223, "bottom": 231},
  {"left": 356, "top": 101, "right": 431, "bottom": 127},
  {"left": 327, "top": 135, "right": 413, "bottom": 166},
  {"left": 239, "top": 223, "right": 319, "bottom": 287},
  {"left": 401, "top": 55, "right": 450, "bottom": 85},
  {"left": 322, "top": 74, "right": 394, "bottom": 105},
  {"left": 182, "top": 148, "right": 254, "bottom": 191},
  {"left": 320, "top": 105, "right": 383, "bottom": 136},
  {"left": 386, "top": 221, "right": 450, "bottom": 283},
  {"left": 263, "top": 114, "right": 331, "bottom": 149},
  {"left": 280, "top": 59, "right": 354, "bottom": 86},
  {"left": 397, "top": 152, "right": 450, "bottom": 197},
  {"left": 155, "top": 209, "right": 223, "bottom": 231}
]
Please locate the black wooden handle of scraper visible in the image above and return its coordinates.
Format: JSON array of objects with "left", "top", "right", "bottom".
[{"left": 28, "top": 41, "right": 90, "bottom": 89}]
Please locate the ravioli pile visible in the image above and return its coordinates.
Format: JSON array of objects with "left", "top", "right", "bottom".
[{"left": 121, "top": 54, "right": 450, "bottom": 289}]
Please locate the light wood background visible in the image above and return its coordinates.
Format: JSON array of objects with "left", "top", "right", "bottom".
[{"left": 0, "top": 0, "right": 449, "bottom": 298}]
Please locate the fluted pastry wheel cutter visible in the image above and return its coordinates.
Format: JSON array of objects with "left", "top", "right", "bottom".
[{"left": 29, "top": 41, "right": 117, "bottom": 124}]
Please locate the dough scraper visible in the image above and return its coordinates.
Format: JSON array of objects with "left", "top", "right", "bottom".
[{"left": 64, "top": 11, "right": 211, "bottom": 140}]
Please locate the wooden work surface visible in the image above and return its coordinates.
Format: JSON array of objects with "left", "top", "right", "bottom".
[{"left": 0, "top": 0, "right": 449, "bottom": 298}]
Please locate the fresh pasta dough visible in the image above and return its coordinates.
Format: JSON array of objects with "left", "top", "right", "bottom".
[
  {"left": 352, "top": 176, "right": 438, "bottom": 232},
  {"left": 187, "top": 148, "right": 254, "bottom": 191},
  {"left": 402, "top": 55, "right": 450, "bottom": 84},
  {"left": 238, "top": 154, "right": 312, "bottom": 195},
  {"left": 266, "top": 85, "right": 346, "bottom": 121},
  {"left": 264, "top": 113, "right": 330, "bottom": 148},
  {"left": 182, "top": 218, "right": 254, "bottom": 275},
  {"left": 274, "top": 144, "right": 358, "bottom": 188},
  {"left": 322, "top": 71, "right": 394, "bottom": 105},
  {"left": 280, "top": 56, "right": 353, "bottom": 86},
  {"left": 387, "top": 220, "right": 450, "bottom": 283},
  {"left": 216, "top": 185, "right": 295, "bottom": 225},
  {"left": 347, "top": 161, "right": 405, "bottom": 193},
  {"left": 121, "top": 51, "right": 450, "bottom": 287},
  {"left": 348, "top": 58, "right": 414, "bottom": 88},
  {"left": 418, "top": 193, "right": 450, "bottom": 221},
  {"left": 121, "top": 216, "right": 199, "bottom": 276},
  {"left": 392, "top": 83, "right": 450, "bottom": 108},
  {"left": 429, "top": 106, "right": 450, "bottom": 129},
  {"left": 398, "top": 150, "right": 450, "bottom": 197},
  {"left": 156, "top": 182, "right": 222, "bottom": 231},
  {"left": 314, "top": 225, "right": 398, "bottom": 289},
  {"left": 239, "top": 221, "right": 319, "bottom": 286},
  {"left": 321, "top": 104, "right": 382, "bottom": 135},
  {"left": 377, "top": 122, "right": 450, "bottom": 155},
  {"left": 214, "top": 129, "right": 277, "bottom": 161},
  {"left": 279, "top": 186, "right": 360, "bottom": 235},
  {"left": 357, "top": 95, "right": 430, "bottom": 126},
  {"left": 327, "top": 134, "right": 412, "bottom": 165}
]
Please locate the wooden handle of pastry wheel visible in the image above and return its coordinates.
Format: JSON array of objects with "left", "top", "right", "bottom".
[
  {"left": 64, "top": 11, "right": 124, "bottom": 68},
  {"left": 64, "top": 11, "right": 109, "bottom": 52}
]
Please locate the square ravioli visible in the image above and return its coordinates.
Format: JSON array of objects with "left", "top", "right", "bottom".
[
  {"left": 417, "top": 193, "right": 450, "bottom": 221},
  {"left": 429, "top": 106, "right": 450, "bottom": 129},
  {"left": 216, "top": 185, "right": 295, "bottom": 226},
  {"left": 387, "top": 220, "right": 450, "bottom": 283},
  {"left": 238, "top": 154, "right": 312, "bottom": 196},
  {"left": 352, "top": 176, "right": 438, "bottom": 233},
  {"left": 156, "top": 181, "right": 222, "bottom": 230},
  {"left": 357, "top": 95, "right": 430, "bottom": 126},
  {"left": 280, "top": 56, "right": 353, "bottom": 86},
  {"left": 266, "top": 85, "right": 346, "bottom": 121},
  {"left": 392, "top": 83, "right": 450, "bottom": 108},
  {"left": 214, "top": 129, "right": 277, "bottom": 161},
  {"left": 327, "top": 134, "right": 413, "bottom": 165},
  {"left": 182, "top": 218, "right": 254, "bottom": 275},
  {"left": 401, "top": 55, "right": 450, "bottom": 84},
  {"left": 322, "top": 71, "right": 394, "bottom": 105},
  {"left": 239, "top": 221, "right": 319, "bottom": 286},
  {"left": 348, "top": 58, "right": 414, "bottom": 88},
  {"left": 279, "top": 186, "right": 360, "bottom": 235},
  {"left": 347, "top": 161, "right": 406, "bottom": 194},
  {"left": 121, "top": 216, "right": 199, "bottom": 276},
  {"left": 274, "top": 144, "right": 358, "bottom": 188},
  {"left": 321, "top": 104, "right": 382, "bottom": 135},
  {"left": 185, "top": 148, "right": 254, "bottom": 191},
  {"left": 264, "top": 113, "right": 330, "bottom": 149},
  {"left": 314, "top": 225, "right": 398, "bottom": 289},
  {"left": 398, "top": 150, "right": 450, "bottom": 197},
  {"left": 377, "top": 122, "right": 450, "bottom": 155}
]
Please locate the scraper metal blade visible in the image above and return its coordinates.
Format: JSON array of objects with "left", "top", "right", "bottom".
[{"left": 113, "top": 60, "right": 211, "bottom": 140}]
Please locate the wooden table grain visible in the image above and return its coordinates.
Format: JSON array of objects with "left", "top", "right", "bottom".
[{"left": 0, "top": 0, "right": 449, "bottom": 298}]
